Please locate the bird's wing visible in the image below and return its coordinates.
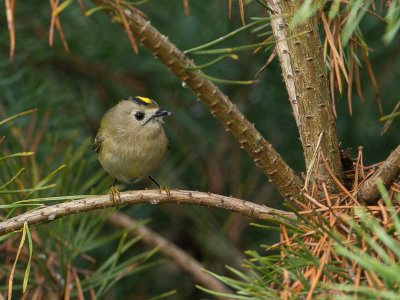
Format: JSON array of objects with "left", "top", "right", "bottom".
[{"left": 93, "top": 133, "right": 104, "bottom": 153}]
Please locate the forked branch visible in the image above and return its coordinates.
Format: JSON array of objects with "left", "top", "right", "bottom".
[{"left": 90, "top": 0, "right": 305, "bottom": 204}]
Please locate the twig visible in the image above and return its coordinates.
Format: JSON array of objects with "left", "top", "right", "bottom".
[
  {"left": 381, "top": 99, "right": 400, "bottom": 135},
  {"left": 89, "top": 0, "right": 305, "bottom": 205},
  {"left": 320, "top": 151, "right": 360, "bottom": 206},
  {"left": 304, "top": 132, "right": 324, "bottom": 192},
  {"left": 108, "top": 212, "right": 232, "bottom": 297},
  {"left": 358, "top": 144, "right": 400, "bottom": 204},
  {"left": 0, "top": 189, "right": 296, "bottom": 236},
  {"left": 303, "top": 193, "right": 328, "bottom": 210}
]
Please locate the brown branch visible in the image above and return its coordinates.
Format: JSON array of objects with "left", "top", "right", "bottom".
[
  {"left": 268, "top": 1, "right": 343, "bottom": 192},
  {"left": 89, "top": 0, "right": 304, "bottom": 205},
  {"left": 0, "top": 189, "right": 296, "bottom": 236},
  {"left": 108, "top": 212, "right": 232, "bottom": 298},
  {"left": 359, "top": 144, "right": 400, "bottom": 204}
]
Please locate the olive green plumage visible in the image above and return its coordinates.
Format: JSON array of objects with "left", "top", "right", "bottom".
[{"left": 94, "top": 96, "right": 170, "bottom": 188}]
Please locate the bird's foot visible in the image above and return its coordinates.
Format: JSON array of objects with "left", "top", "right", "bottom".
[
  {"left": 110, "top": 185, "right": 121, "bottom": 206},
  {"left": 159, "top": 185, "right": 171, "bottom": 198},
  {"left": 148, "top": 175, "right": 170, "bottom": 199}
]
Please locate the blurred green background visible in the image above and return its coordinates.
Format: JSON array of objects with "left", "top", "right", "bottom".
[{"left": 1, "top": 0, "right": 399, "bottom": 298}]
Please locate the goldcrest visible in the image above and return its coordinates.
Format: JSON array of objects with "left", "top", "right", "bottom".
[{"left": 93, "top": 96, "right": 171, "bottom": 201}]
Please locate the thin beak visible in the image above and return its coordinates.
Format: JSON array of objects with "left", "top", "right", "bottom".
[
  {"left": 154, "top": 109, "right": 171, "bottom": 117},
  {"left": 143, "top": 109, "right": 171, "bottom": 126}
]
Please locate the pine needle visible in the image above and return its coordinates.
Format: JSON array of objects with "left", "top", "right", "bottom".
[
  {"left": 360, "top": 44, "right": 383, "bottom": 115},
  {"left": 183, "top": 0, "right": 189, "bottom": 16},
  {"left": 8, "top": 222, "right": 27, "bottom": 300},
  {"left": 115, "top": 0, "right": 138, "bottom": 54},
  {"left": 4, "top": 0, "right": 15, "bottom": 61},
  {"left": 239, "top": 0, "right": 245, "bottom": 25}
]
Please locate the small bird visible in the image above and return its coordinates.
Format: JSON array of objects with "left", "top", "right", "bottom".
[{"left": 93, "top": 96, "right": 171, "bottom": 203}]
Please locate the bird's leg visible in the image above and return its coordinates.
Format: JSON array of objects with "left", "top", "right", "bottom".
[
  {"left": 149, "top": 175, "right": 170, "bottom": 198},
  {"left": 110, "top": 178, "right": 121, "bottom": 206}
]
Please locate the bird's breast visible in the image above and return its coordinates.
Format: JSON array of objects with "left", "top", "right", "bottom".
[{"left": 98, "top": 126, "right": 168, "bottom": 184}]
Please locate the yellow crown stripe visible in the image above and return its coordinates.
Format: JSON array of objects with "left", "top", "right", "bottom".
[{"left": 135, "top": 96, "right": 152, "bottom": 104}]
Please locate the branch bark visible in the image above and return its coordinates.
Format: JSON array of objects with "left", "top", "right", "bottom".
[
  {"left": 268, "top": 1, "right": 343, "bottom": 192},
  {"left": 359, "top": 144, "right": 400, "bottom": 204},
  {"left": 90, "top": 0, "right": 305, "bottom": 205},
  {"left": 0, "top": 189, "right": 296, "bottom": 236},
  {"left": 108, "top": 212, "right": 232, "bottom": 298}
]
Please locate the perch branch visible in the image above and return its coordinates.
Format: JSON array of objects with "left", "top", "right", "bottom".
[
  {"left": 0, "top": 189, "right": 296, "bottom": 236},
  {"left": 358, "top": 144, "right": 400, "bottom": 204},
  {"left": 268, "top": 0, "right": 343, "bottom": 192},
  {"left": 90, "top": 0, "right": 304, "bottom": 204},
  {"left": 108, "top": 212, "right": 232, "bottom": 297}
]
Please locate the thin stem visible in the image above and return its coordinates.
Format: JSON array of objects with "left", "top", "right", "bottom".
[
  {"left": 380, "top": 111, "right": 400, "bottom": 122},
  {"left": 194, "top": 71, "right": 257, "bottom": 85},
  {"left": 185, "top": 54, "right": 238, "bottom": 70},
  {"left": 189, "top": 31, "right": 306, "bottom": 55},
  {"left": 184, "top": 19, "right": 268, "bottom": 54}
]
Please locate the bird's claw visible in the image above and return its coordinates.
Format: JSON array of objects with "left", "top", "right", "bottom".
[
  {"left": 110, "top": 185, "right": 121, "bottom": 206},
  {"left": 159, "top": 185, "right": 171, "bottom": 198}
]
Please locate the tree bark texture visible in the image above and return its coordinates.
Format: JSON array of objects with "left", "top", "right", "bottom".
[
  {"left": 90, "top": 0, "right": 305, "bottom": 204},
  {"left": 0, "top": 190, "right": 296, "bottom": 236},
  {"left": 359, "top": 144, "right": 400, "bottom": 204},
  {"left": 269, "top": 0, "right": 343, "bottom": 192}
]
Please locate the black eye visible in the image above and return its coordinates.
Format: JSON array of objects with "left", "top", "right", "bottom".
[{"left": 135, "top": 112, "right": 145, "bottom": 120}]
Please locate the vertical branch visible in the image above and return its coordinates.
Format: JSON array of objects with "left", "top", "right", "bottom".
[{"left": 268, "top": 0, "right": 343, "bottom": 192}]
